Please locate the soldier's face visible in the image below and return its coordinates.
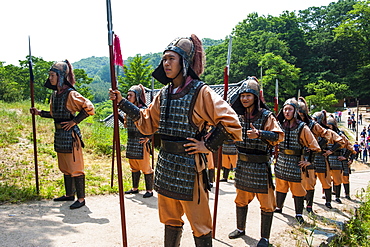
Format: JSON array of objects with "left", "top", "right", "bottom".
[
  {"left": 240, "top": 93, "right": 255, "bottom": 108},
  {"left": 283, "top": 105, "right": 295, "bottom": 120},
  {"left": 127, "top": 91, "right": 136, "bottom": 104},
  {"left": 162, "top": 51, "right": 182, "bottom": 79},
  {"left": 48, "top": 71, "right": 58, "bottom": 86}
]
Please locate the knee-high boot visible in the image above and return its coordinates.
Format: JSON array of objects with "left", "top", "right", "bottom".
[
  {"left": 70, "top": 175, "right": 86, "bottom": 209},
  {"left": 294, "top": 196, "right": 305, "bottom": 224},
  {"left": 334, "top": 185, "right": 342, "bottom": 203},
  {"left": 275, "top": 192, "right": 287, "bottom": 213},
  {"left": 220, "top": 168, "right": 230, "bottom": 182},
  {"left": 228, "top": 206, "right": 248, "bottom": 239},
  {"left": 208, "top": 169, "right": 215, "bottom": 183},
  {"left": 164, "top": 225, "right": 182, "bottom": 247},
  {"left": 125, "top": 171, "right": 141, "bottom": 194},
  {"left": 53, "top": 174, "right": 75, "bottom": 201},
  {"left": 143, "top": 173, "right": 154, "bottom": 198},
  {"left": 324, "top": 188, "right": 333, "bottom": 209},
  {"left": 257, "top": 211, "right": 273, "bottom": 247},
  {"left": 193, "top": 232, "right": 212, "bottom": 247},
  {"left": 343, "top": 183, "right": 351, "bottom": 199},
  {"left": 305, "top": 190, "right": 315, "bottom": 213}
]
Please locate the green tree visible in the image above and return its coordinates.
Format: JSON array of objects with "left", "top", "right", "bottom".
[
  {"left": 119, "top": 55, "right": 154, "bottom": 94},
  {"left": 258, "top": 53, "right": 300, "bottom": 107},
  {"left": 305, "top": 80, "right": 350, "bottom": 112}
]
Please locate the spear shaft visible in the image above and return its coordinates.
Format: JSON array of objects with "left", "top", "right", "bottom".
[
  {"left": 106, "top": 1, "right": 128, "bottom": 246},
  {"left": 28, "top": 36, "right": 39, "bottom": 194},
  {"left": 213, "top": 35, "right": 232, "bottom": 238}
]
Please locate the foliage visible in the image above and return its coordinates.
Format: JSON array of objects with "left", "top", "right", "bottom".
[
  {"left": 305, "top": 80, "right": 350, "bottom": 112},
  {"left": 330, "top": 185, "right": 370, "bottom": 246}
]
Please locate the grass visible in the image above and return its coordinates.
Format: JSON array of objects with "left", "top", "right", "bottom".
[{"left": 0, "top": 100, "right": 144, "bottom": 204}]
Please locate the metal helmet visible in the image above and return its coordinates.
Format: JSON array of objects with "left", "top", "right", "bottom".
[
  {"left": 312, "top": 110, "right": 328, "bottom": 127},
  {"left": 44, "top": 60, "right": 75, "bottom": 90},
  {"left": 128, "top": 84, "right": 146, "bottom": 107},
  {"left": 297, "top": 96, "right": 309, "bottom": 114},
  {"left": 276, "top": 97, "right": 302, "bottom": 123},
  {"left": 152, "top": 34, "right": 204, "bottom": 85},
  {"left": 326, "top": 114, "right": 338, "bottom": 129}
]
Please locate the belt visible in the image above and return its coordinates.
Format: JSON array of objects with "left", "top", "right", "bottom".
[
  {"left": 280, "top": 148, "right": 303, "bottom": 156},
  {"left": 161, "top": 140, "right": 188, "bottom": 154},
  {"left": 238, "top": 153, "right": 270, "bottom": 163}
]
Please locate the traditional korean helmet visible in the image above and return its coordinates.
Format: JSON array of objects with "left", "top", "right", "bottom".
[
  {"left": 152, "top": 34, "right": 205, "bottom": 85},
  {"left": 128, "top": 84, "right": 147, "bottom": 107},
  {"left": 276, "top": 97, "right": 303, "bottom": 124},
  {"left": 231, "top": 76, "right": 268, "bottom": 115},
  {"left": 297, "top": 96, "right": 311, "bottom": 124},
  {"left": 44, "top": 60, "right": 75, "bottom": 90},
  {"left": 327, "top": 114, "right": 340, "bottom": 132},
  {"left": 312, "top": 110, "right": 328, "bottom": 128}
]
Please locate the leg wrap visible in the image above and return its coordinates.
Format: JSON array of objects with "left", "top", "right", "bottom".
[
  {"left": 74, "top": 175, "right": 85, "bottom": 199},
  {"left": 144, "top": 173, "right": 154, "bottom": 191},
  {"left": 344, "top": 183, "right": 350, "bottom": 196},
  {"left": 306, "top": 190, "right": 315, "bottom": 207},
  {"left": 208, "top": 169, "right": 215, "bottom": 183},
  {"left": 132, "top": 171, "right": 141, "bottom": 189},
  {"left": 276, "top": 192, "right": 287, "bottom": 209},
  {"left": 193, "top": 232, "right": 212, "bottom": 247},
  {"left": 164, "top": 225, "right": 182, "bottom": 247},
  {"left": 294, "top": 196, "right": 305, "bottom": 215},
  {"left": 64, "top": 174, "right": 75, "bottom": 196},
  {"left": 223, "top": 168, "right": 230, "bottom": 180},
  {"left": 261, "top": 211, "right": 273, "bottom": 239},
  {"left": 324, "top": 188, "right": 332, "bottom": 203},
  {"left": 236, "top": 206, "right": 248, "bottom": 230},
  {"left": 334, "top": 185, "right": 342, "bottom": 198}
]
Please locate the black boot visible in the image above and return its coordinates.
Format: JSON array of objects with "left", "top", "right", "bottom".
[
  {"left": 275, "top": 192, "right": 287, "bottom": 213},
  {"left": 125, "top": 171, "right": 141, "bottom": 194},
  {"left": 294, "top": 196, "right": 305, "bottom": 224},
  {"left": 257, "top": 211, "right": 273, "bottom": 247},
  {"left": 220, "top": 168, "right": 230, "bottom": 182},
  {"left": 324, "top": 188, "right": 333, "bottom": 209},
  {"left": 143, "top": 173, "right": 154, "bottom": 198},
  {"left": 54, "top": 174, "right": 75, "bottom": 201},
  {"left": 334, "top": 185, "right": 342, "bottom": 203},
  {"left": 343, "top": 183, "right": 351, "bottom": 200},
  {"left": 194, "top": 232, "right": 212, "bottom": 247},
  {"left": 164, "top": 225, "right": 182, "bottom": 247},
  {"left": 305, "top": 190, "right": 315, "bottom": 213},
  {"left": 70, "top": 175, "right": 85, "bottom": 209},
  {"left": 229, "top": 206, "right": 247, "bottom": 239},
  {"left": 208, "top": 169, "right": 215, "bottom": 183}
]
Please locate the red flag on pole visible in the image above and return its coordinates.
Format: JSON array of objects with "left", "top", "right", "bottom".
[{"left": 113, "top": 34, "right": 124, "bottom": 67}]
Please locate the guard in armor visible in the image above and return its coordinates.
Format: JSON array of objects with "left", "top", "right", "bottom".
[
  {"left": 219, "top": 139, "right": 238, "bottom": 182},
  {"left": 326, "top": 115, "right": 356, "bottom": 202},
  {"left": 30, "top": 60, "right": 95, "bottom": 209},
  {"left": 274, "top": 98, "right": 320, "bottom": 224},
  {"left": 228, "top": 77, "right": 284, "bottom": 247},
  {"left": 109, "top": 34, "right": 242, "bottom": 247},
  {"left": 123, "top": 84, "right": 154, "bottom": 198},
  {"left": 298, "top": 98, "right": 345, "bottom": 211}
]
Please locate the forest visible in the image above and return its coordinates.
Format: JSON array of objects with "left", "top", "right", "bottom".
[{"left": 1, "top": 0, "right": 369, "bottom": 112}]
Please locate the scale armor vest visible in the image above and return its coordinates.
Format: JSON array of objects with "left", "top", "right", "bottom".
[
  {"left": 155, "top": 80, "right": 205, "bottom": 201},
  {"left": 52, "top": 88, "right": 83, "bottom": 153},
  {"left": 304, "top": 120, "right": 319, "bottom": 170},
  {"left": 327, "top": 143, "right": 344, "bottom": 170},
  {"left": 235, "top": 109, "right": 272, "bottom": 193},
  {"left": 222, "top": 140, "right": 237, "bottom": 155},
  {"left": 275, "top": 121, "right": 305, "bottom": 182},
  {"left": 126, "top": 111, "right": 146, "bottom": 159},
  {"left": 342, "top": 148, "right": 351, "bottom": 176}
]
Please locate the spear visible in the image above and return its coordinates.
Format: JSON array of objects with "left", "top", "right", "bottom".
[
  {"left": 28, "top": 36, "right": 39, "bottom": 194},
  {"left": 274, "top": 79, "right": 279, "bottom": 114},
  {"left": 213, "top": 35, "right": 232, "bottom": 238},
  {"left": 106, "top": 1, "right": 128, "bottom": 246}
]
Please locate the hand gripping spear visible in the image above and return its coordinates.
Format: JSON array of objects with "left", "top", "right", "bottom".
[
  {"left": 28, "top": 36, "right": 39, "bottom": 194},
  {"left": 212, "top": 35, "right": 232, "bottom": 238},
  {"left": 106, "top": 1, "right": 128, "bottom": 246}
]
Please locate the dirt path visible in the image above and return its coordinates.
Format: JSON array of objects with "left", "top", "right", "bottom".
[{"left": 1, "top": 163, "right": 369, "bottom": 247}]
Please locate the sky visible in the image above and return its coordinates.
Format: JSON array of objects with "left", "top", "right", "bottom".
[{"left": 0, "top": 0, "right": 335, "bottom": 66}]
